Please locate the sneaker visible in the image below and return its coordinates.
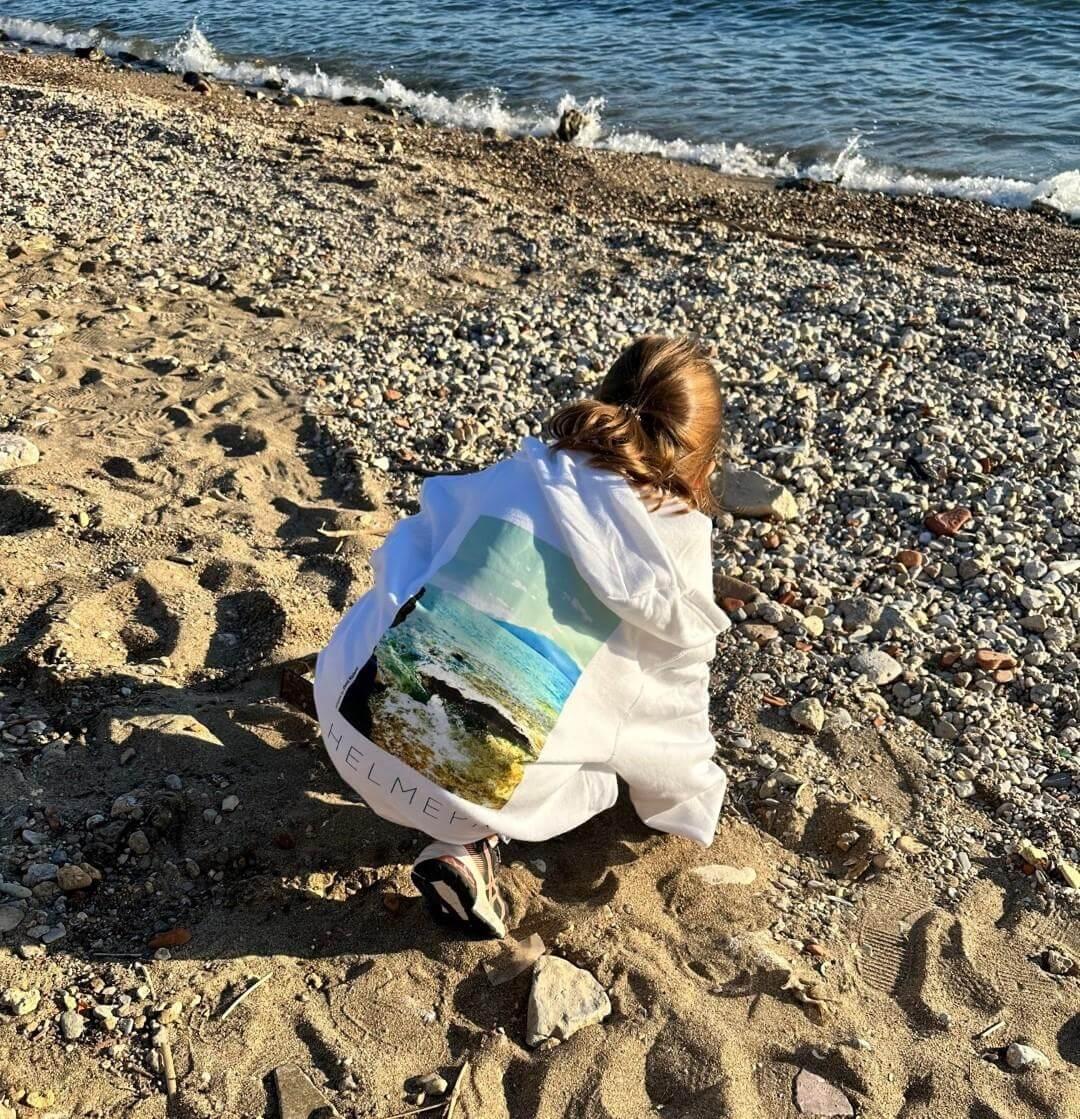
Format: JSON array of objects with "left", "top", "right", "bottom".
[{"left": 410, "top": 836, "right": 507, "bottom": 938}]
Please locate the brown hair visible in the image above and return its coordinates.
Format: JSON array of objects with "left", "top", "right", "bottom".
[{"left": 548, "top": 335, "right": 724, "bottom": 513}]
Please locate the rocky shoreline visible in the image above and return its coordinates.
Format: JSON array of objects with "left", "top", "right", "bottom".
[{"left": 1, "top": 43, "right": 1079, "bottom": 1119}]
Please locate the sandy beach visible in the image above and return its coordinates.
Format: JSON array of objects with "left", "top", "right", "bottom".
[{"left": 1, "top": 45, "right": 1079, "bottom": 1119}]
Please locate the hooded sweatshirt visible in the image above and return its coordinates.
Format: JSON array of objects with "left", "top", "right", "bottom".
[{"left": 314, "top": 437, "right": 730, "bottom": 847}]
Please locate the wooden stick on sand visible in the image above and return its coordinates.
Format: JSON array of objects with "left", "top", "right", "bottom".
[
  {"left": 445, "top": 1060, "right": 470, "bottom": 1119},
  {"left": 219, "top": 972, "right": 272, "bottom": 1020},
  {"left": 153, "top": 1028, "right": 178, "bottom": 1099}
]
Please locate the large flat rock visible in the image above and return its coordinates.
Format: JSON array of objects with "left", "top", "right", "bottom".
[{"left": 526, "top": 955, "right": 610, "bottom": 1046}]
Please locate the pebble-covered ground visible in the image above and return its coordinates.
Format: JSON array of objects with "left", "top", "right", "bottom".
[{"left": 1, "top": 42, "right": 1079, "bottom": 1119}]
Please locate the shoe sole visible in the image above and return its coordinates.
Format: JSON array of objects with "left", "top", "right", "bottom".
[{"left": 411, "top": 861, "right": 507, "bottom": 939}]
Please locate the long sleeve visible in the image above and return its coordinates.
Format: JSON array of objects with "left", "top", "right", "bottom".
[
  {"left": 611, "top": 646, "right": 726, "bottom": 846},
  {"left": 608, "top": 516, "right": 726, "bottom": 847}
]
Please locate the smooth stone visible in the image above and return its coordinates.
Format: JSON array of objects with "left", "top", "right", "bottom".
[
  {"left": 22, "top": 863, "right": 58, "bottom": 887},
  {"left": 527, "top": 955, "right": 611, "bottom": 1046},
  {"left": 0, "top": 904, "right": 26, "bottom": 932},
  {"left": 714, "top": 465, "right": 798, "bottom": 521},
  {"left": 791, "top": 697, "right": 826, "bottom": 734},
  {"left": 714, "top": 573, "right": 758, "bottom": 602},
  {"left": 849, "top": 648, "right": 903, "bottom": 685},
  {"left": 1005, "top": 1043, "right": 1050, "bottom": 1071},
  {"left": 794, "top": 1068, "right": 854, "bottom": 1116},
  {"left": 690, "top": 864, "right": 757, "bottom": 886},
  {"left": 414, "top": 1073, "right": 448, "bottom": 1096}
]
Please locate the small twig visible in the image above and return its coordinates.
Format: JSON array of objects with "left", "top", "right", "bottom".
[
  {"left": 445, "top": 1060, "right": 470, "bottom": 1119},
  {"left": 219, "top": 972, "right": 271, "bottom": 1020},
  {"left": 90, "top": 951, "right": 145, "bottom": 959},
  {"left": 137, "top": 962, "right": 155, "bottom": 1000},
  {"left": 316, "top": 524, "right": 366, "bottom": 539},
  {"left": 975, "top": 1019, "right": 1005, "bottom": 1042},
  {"left": 154, "top": 1027, "right": 178, "bottom": 1099},
  {"left": 380, "top": 1104, "right": 444, "bottom": 1119}
]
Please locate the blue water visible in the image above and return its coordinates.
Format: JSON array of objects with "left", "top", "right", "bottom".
[
  {"left": 2, "top": 2, "right": 1078, "bottom": 213},
  {"left": 494, "top": 618, "right": 580, "bottom": 685},
  {"left": 380, "top": 584, "right": 571, "bottom": 745}
]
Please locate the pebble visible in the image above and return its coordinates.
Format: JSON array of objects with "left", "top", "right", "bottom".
[
  {"left": 56, "top": 864, "right": 94, "bottom": 892},
  {"left": 60, "top": 1010, "right": 86, "bottom": 1040},
  {"left": 790, "top": 697, "right": 826, "bottom": 734},
  {"left": 414, "top": 1073, "right": 448, "bottom": 1096},
  {"left": 155, "top": 1000, "right": 183, "bottom": 1025},
  {"left": 849, "top": 649, "right": 903, "bottom": 686},
  {"left": 1004, "top": 1042, "right": 1050, "bottom": 1071},
  {"left": 0, "top": 902, "right": 24, "bottom": 932},
  {"left": 23, "top": 863, "right": 58, "bottom": 888}
]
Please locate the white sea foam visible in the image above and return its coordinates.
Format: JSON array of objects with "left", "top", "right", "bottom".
[{"left": 2, "top": 15, "right": 1076, "bottom": 219}]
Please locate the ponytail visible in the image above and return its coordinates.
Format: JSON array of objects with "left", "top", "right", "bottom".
[{"left": 548, "top": 335, "right": 724, "bottom": 513}]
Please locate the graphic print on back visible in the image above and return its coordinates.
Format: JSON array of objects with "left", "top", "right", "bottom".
[{"left": 338, "top": 516, "right": 619, "bottom": 809}]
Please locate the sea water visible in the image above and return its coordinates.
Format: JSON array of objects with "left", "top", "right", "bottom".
[{"left": 2, "top": 1, "right": 1078, "bottom": 215}]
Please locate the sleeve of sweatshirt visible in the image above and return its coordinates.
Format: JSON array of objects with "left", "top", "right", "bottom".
[{"left": 610, "top": 528, "right": 726, "bottom": 847}]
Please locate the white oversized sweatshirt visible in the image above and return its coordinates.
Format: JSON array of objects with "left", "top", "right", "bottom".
[{"left": 314, "top": 437, "right": 730, "bottom": 847}]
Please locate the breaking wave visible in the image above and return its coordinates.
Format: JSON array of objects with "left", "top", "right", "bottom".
[{"left": 2, "top": 15, "right": 1077, "bottom": 219}]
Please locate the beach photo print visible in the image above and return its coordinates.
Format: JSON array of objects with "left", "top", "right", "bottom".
[{"left": 338, "top": 516, "right": 620, "bottom": 808}]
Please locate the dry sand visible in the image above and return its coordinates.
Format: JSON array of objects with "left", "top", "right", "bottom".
[{"left": 1, "top": 48, "right": 1078, "bottom": 1119}]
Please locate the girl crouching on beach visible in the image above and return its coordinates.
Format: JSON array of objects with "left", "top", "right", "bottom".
[{"left": 314, "top": 335, "right": 729, "bottom": 937}]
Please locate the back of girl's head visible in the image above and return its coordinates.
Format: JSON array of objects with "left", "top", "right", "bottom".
[{"left": 548, "top": 334, "right": 724, "bottom": 513}]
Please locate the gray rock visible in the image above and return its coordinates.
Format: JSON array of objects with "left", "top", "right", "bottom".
[
  {"left": 0, "top": 903, "right": 25, "bottom": 932},
  {"left": 272, "top": 1062, "right": 335, "bottom": 1118},
  {"left": 849, "top": 648, "right": 903, "bottom": 685},
  {"left": 527, "top": 955, "right": 610, "bottom": 1045},
  {"left": 791, "top": 697, "right": 826, "bottom": 734},
  {"left": 1005, "top": 1042, "right": 1050, "bottom": 1071},
  {"left": 795, "top": 1069, "right": 854, "bottom": 1116},
  {"left": 127, "top": 830, "right": 151, "bottom": 855},
  {"left": 555, "top": 107, "right": 589, "bottom": 143},
  {"left": 0, "top": 434, "right": 40, "bottom": 472},
  {"left": 714, "top": 465, "right": 798, "bottom": 521},
  {"left": 60, "top": 1010, "right": 86, "bottom": 1040},
  {"left": 836, "top": 596, "right": 882, "bottom": 630},
  {"left": 22, "top": 862, "right": 58, "bottom": 887}
]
